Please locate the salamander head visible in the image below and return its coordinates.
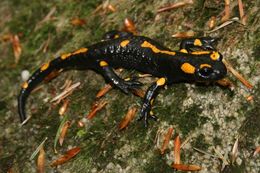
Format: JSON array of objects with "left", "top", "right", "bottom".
[{"left": 180, "top": 51, "right": 227, "bottom": 82}]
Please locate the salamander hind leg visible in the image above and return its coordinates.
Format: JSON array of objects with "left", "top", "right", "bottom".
[
  {"left": 98, "top": 60, "right": 142, "bottom": 94},
  {"left": 138, "top": 77, "right": 167, "bottom": 127}
]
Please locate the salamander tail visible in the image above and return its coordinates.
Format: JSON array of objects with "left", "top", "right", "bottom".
[{"left": 18, "top": 58, "right": 63, "bottom": 123}]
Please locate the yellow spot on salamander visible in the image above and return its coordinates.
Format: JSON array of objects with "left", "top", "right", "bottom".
[
  {"left": 180, "top": 49, "right": 188, "bottom": 53},
  {"left": 61, "top": 48, "right": 88, "bottom": 60},
  {"left": 114, "top": 34, "right": 119, "bottom": 39},
  {"left": 156, "top": 77, "right": 166, "bottom": 86},
  {"left": 181, "top": 63, "right": 195, "bottom": 74},
  {"left": 72, "top": 48, "right": 88, "bottom": 55},
  {"left": 22, "top": 82, "right": 28, "bottom": 89},
  {"left": 191, "top": 51, "right": 211, "bottom": 55},
  {"left": 40, "top": 62, "right": 50, "bottom": 71},
  {"left": 141, "top": 41, "right": 176, "bottom": 56},
  {"left": 194, "top": 39, "right": 202, "bottom": 46},
  {"left": 120, "top": 40, "right": 130, "bottom": 47},
  {"left": 200, "top": 64, "right": 212, "bottom": 69},
  {"left": 99, "top": 61, "right": 108, "bottom": 67},
  {"left": 61, "top": 53, "right": 72, "bottom": 60},
  {"left": 210, "top": 51, "right": 220, "bottom": 61}
]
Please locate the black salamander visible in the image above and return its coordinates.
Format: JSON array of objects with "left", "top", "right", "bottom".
[{"left": 18, "top": 31, "right": 227, "bottom": 126}]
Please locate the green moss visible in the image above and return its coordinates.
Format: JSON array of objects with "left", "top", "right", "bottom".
[
  {"left": 224, "top": 116, "right": 236, "bottom": 122},
  {"left": 8, "top": 1, "right": 52, "bottom": 35},
  {"left": 239, "top": 83, "right": 260, "bottom": 148},
  {"left": 155, "top": 84, "right": 187, "bottom": 123},
  {"left": 142, "top": 154, "right": 173, "bottom": 173},
  {"left": 174, "top": 104, "right": 207, "bottom": 136},
  {"left": 192, "top": 134, "right": 210, "bottom": 150},
  {"left": 0, "top": 100, "right": 7, "bottom": 111},
  {"left": 252, "top": 44, "right": 260, "bottom": 61},
  {"left": 212, "top": 123, "right": 220, "bottom": 131},
  {"left": 26, "top": 23, "right": 56, "bottom": 50},
  {"left": 213, "top": 136, "right": 222, "bottom": 146},
  {"left": 221, "top": 161, "right": 246, "bottom": 173}
]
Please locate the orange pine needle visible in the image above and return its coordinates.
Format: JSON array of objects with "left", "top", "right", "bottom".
[
  {"left": 174, "top": 135, "right": 181, "bottom": 164},
  {"left": 86, "top": 100, "right": 108, "bottom": 119},
  {"left": 59, "top": 99, "right": 69, "bottom": 116},
  {"left": 107, "top": 4, "right": 116, "bottom": 12},
  {"left": 37, "top": 146, "right": 45, "bottom": 173},
  {"left": 253, "top": 146, "right": 260, "bottom": 157},
  {"left": 222, "top": 59, "right": 253, "bottom": 89},
  {"left": 238, "top": 0, "right": 246, "bottom": 25},
  {"left": 160, "top": 127, "right": 174, "bottom": 154},
  {"left": 118, "top": 107, "right": 138, "bottom": 130},
  {"left": 71, "top": 18, "right": 86, "bottom": 26},
  {"left": 96, "top": 84, "right": 112, "bottom": 98},
  {"left": 246, "top": 95, "right": 254, "bottom": 102},
  {"left": 124, "top": 18, "right": 137, "bottom": 34},
  {"left": 77, "top": 120, "right": 85, "bottom": 127},
  {"left": 7, "top": 168, "right": 14, "bottom": 173},
  {"left": 12, "top": 34, "right": 22, "bottom": 64},
  {"left": 172, "top": 164, "right": 201, "bottom": 171},
  {"left": 208, "top": 16, "right": 216, "bottom": 29},
  {"left": 50, "top": 147, "right": 81, "bottom": 167},
  {"left": 222, "top": 0, "right": 230, "bottom": 22},
  {"left": 59, "top": 121, "right": 71, "bottom": 146}
]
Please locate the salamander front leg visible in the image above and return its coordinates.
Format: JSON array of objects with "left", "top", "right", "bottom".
[
  {"left": 138, "top": 77, "right": 167, "bottom": 127},
  {"left": 179, "top": 37, "right": 219, "bottom": 53},
  {"left": 98, "top": 61, "right": 142, "bottom": 94}
]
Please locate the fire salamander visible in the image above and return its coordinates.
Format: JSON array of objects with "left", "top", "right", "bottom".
[{"left": 18, "top": 30, "right": 227, "bottom": 127}]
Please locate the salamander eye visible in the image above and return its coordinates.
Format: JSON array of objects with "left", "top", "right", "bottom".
[{"left": 198, "top": 67, "right": 213, "bottom": 77}]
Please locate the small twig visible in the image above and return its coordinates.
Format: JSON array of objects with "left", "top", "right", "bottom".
[
  {"left": 206, "top": 17, "right": 241, "bottom": 33},
  {"left": 60, "top": 79, "right": 72, "bottom": 90},
  {"left": 20, "top": 115, "right": 32, "bottom": 126},
  {"left": 50, "top": 82, "right": 81, "bottom": 102},
  {"left": 213, "top": 147, "right": 230, "bottom": 166},
  {"left": 180, "top": 134, "right": 193, "bottom": 149},
  {"left": 231, "top": 138, "right": 239, "bottom": 164},
  {"left": 157, "top": 0, "right": 193, "bottom": 13},
  {"left": 238, "top": 0, "right": 246, "bottom": 25},
  {"left": 222, "top": 59, "right": 253, "bottom": 89},
  {"left": 30, "top": 137, "right": 48, "bottom": 160},
  {"left": 34, "top": 7, "right": 56, "bottom": 31},
  {"left": 160, "top": 127, "right": 174, "bottom": 154},
  {"left": 43, "top": 33, "right": 51, "bottom": 53},
  {"left": 193, "top": 147, "right": 219, "bottom": 158}
]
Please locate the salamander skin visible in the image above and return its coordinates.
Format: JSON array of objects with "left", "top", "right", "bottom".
[{"left": 18, "top": 30, "right": 227, "bottom": 126}]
